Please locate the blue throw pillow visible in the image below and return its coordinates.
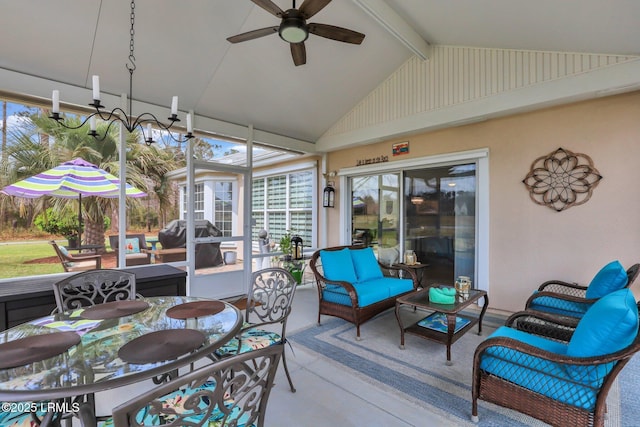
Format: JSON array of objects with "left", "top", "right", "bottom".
[
  {"left": 58, "top": 245, "right": 70, "bottom": 257},
  {"left": 350, "top": 247, "right": 383, "bottom": 282},
  {"left": 585, "top": 260, "right": 628, "bottom": 299},
  {"left": 319, "top": 248, "right": 358, "bottom": 284},
  {"left": 567, "top": 288, "right": 638, "bottom": 358}
]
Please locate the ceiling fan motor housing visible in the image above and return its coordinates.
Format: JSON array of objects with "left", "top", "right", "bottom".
[{"left": 279, "top": 9, "right": 309, "bottom": 43}]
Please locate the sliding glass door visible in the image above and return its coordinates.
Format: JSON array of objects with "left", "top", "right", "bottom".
[
  {"left": 351, "top": 174, "right": 400, "bottom": 263},
  {"left": 349, "top": 162, "right": 477, "bottom": 287},
  {"left": 405, "top": 164, "right": 476, "bottom": 286}
]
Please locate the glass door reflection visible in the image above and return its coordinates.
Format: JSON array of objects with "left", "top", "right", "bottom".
[
  {"left": 404, "top": 164, "right": 476, "bottom": 286},
  {"left": 351, "top": 174, "right": 400, "bottom": 263}
]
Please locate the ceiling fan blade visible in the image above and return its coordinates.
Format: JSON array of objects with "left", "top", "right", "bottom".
[
  {"left": 251, "top": 0, "right": 285, "bottom": 17},
  {"left": 308, "top": 23, "right": 365, "bottom": 44},
  {"left": 291, "top": 43, "right": 307, "bottom": 66},
  {"left": 298, "top": 0, "right": 332, "bottom": 19},
  {"left": 227, "top": 26, "right": 279, "bottom": 43}
]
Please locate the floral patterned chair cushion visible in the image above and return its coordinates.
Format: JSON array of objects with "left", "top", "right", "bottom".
[
  {"left": 215, "top": 324, "right": 282, "bottom": 356},
  {"left": 0, "top": 405, "right": 47, "bottom": 427},
  {"left": 98, "top": 382, "right": 255, "bottom": 427}
]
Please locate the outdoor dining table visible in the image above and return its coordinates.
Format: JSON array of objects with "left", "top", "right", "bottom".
[{"left": 0, "top": 295, "right": 242, "bottom": 418}]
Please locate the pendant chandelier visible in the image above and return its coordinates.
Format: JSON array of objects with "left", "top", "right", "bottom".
[{"left": 49, "top": 0, "right": 193, "bottom": 145}]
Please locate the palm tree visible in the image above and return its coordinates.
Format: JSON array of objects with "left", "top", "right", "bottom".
[{"left": 5, "top": 110, "right": 180, "bottom": 248}]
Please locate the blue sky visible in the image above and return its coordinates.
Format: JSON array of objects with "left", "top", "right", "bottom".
[
  {"left": 2, "top": 99, "right": 247, "bottom": 159},
  {"left": 4, "top": 101, "right": 36, "bottom": 116}
]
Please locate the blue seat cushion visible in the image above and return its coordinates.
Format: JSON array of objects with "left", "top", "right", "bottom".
[
  {"left": 215, "top": 326, "right": 282, "bottom": 356},
  {"left": 480, "top": 326, "right": 600, "bottom": 410},
  {"left": 480, "top": 353, "right": 599, "bottom": 411},
  {"left": 585, "top": 260, "right": 628, "bottom": 299},
  {"left": 320, "top": 248, "right": 358, "bottom": 284},
  {"left": 323, "top": 277, "right": 413, "bottom": 307},
  {"left": 323, "top": 282, "right": 390, "bottom": 307},
  {"left": 365, "top": 277, "right": 414, "bottom": 297},
  {"left": 486, "top": 326, "right": 569, "bottom": 364},
  {"left": 527, "top": 293, "right": 591, "bottom": 318},
  {"left": 567, "top": 288, "right": 638, "bottom": 358},
  {"left": 350, "top": 247, "right": 383, "bottom": 282}
]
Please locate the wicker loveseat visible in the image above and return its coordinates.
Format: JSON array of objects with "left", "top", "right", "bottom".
[
  {"left": 472, "top": 288, "right": 640, "bottom": 427},
  {"left": 310, "top": 245, "right": 418, "bottom": 339}
]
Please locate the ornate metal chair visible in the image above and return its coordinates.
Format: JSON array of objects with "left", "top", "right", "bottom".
[
  {"left": 52, "top": 269, "right": 137, "bottom": 312},
  {"left": 101, "top": 345, "right": 282, "bottom": 427},
  {"left": 215, "top": 267, "right": 297, "bottom": 392},
  {"left": 472, "top": 288, "right": 640, "bottom": 427},
  {"left": 49, "top": 240, "right": 102, "bottom": 272}
]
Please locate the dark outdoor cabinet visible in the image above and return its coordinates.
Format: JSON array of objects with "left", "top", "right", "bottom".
[{"left": 0, "top": 264, "right": 186, "bottom": 331}]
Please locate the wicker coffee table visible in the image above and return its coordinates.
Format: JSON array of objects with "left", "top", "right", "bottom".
[{"left": 395, "top": 287, "right": 488, "bottom": 364}]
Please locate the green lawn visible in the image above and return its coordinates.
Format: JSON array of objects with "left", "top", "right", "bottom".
[{"left": 0, "top": 241, "right": 65, "bottom": 278}]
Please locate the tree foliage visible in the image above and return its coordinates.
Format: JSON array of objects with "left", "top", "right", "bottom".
[{"left": 1, "top": 109, "right": 181, "bottom": 246}]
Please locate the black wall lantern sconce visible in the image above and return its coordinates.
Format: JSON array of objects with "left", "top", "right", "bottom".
[{"left": 323, "top": 182, "right": 335, "bottom": 208}]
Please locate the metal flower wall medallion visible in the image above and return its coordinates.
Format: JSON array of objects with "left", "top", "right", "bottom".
[{"left": 523, "top": 147, "right": 602, "bottom": 212}]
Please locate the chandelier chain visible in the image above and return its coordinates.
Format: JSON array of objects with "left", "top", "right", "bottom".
[
  {"left": 127, "top": 0, "right": 136, "bottom": 72},
  {"left": 49, "top": 0, "right": 193, "bottom": 145}
]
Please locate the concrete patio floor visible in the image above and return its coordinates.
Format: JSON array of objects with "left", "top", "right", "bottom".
[{"left": 264, "top": 282, "right": 458, "bottom": 427}]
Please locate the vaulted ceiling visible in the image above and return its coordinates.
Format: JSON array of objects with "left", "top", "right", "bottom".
[{"left": 1, "top": 0, "right": 639, "bottom": 151}]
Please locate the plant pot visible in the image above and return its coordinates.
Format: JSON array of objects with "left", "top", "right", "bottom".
[
  {"left": 290, "top": 269, "right": 303, "bottom": 285},
  {"left": 223, "top": 251, "right": 237, "bottom": 265},
  {"left": 67, "top": 237, "right": 79, "bottom": 248}
]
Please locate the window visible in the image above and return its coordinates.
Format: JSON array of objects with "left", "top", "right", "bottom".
[
  {"left": 252, "top": 169, "right": 314, "bottom": 247},
  {"left": 182, "top": 181, "right": 234, "bottom": 232},
  {"left": 214, "top": 182, "right": 233, "bottom": 237},
  {"left": 182, "top": 183, "right": 205, "bottom": 220}
]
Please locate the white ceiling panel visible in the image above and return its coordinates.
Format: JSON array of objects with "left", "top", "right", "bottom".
[{"left": 1, "top": 0, "right": 638, "bottom": 145}]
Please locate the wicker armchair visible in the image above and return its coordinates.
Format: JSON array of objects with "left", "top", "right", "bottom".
[
  {"left": 472, "top": 289, "right": 640, "bottom": 427},
  {"left": 525, "top": 262, "right": 639, "bottom": 322},
  {"left": 310, "top": 245, "right": 418, "bottom": 339}
]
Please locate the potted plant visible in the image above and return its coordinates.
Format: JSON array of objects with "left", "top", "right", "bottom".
[
  {"left": 279, "top": 231, "right": 293, "bottom": 261},
  {"left": 64, "top": 231, "right": 79, "bottom": 248},
  {"left": 279, "top": 230, "right": 305, "bottom": 284}
]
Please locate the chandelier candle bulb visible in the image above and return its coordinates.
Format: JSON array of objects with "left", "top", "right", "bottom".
[
  {"left": 89, "top": 116, "right": 96, "bottom": 132},
  {"left": 171, "top": 96, "right": 178, "bottom": 116},
  {"left": 92, "top": 75, "right": 100, "bottom": 101},
  {"left": 186, "top": 113, "right": 193, "bottom": 133},
  {"left": 52, "top": 90, "right": 59, "bottom": 114},
  {"left": 146, "top": 123, "right": 152, "bottom": 137}
]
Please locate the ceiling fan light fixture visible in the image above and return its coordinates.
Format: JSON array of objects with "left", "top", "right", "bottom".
[{"left": 279, "top": 18, "right": 308, "bottom": 43}]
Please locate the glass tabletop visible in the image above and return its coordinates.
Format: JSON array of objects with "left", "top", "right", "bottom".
[
  {"left": 397, "top": 287, "right": 486, "bottom": 313},
  {"left": 0, "top": 296, "right": 241, "bottom": 402}
]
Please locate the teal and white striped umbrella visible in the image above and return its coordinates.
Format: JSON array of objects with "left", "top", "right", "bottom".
[{"left": 1, "top": 158, "right": 146, "bottom": 243}]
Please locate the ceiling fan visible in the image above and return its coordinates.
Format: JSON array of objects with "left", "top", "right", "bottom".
[{"left": 227, "top": 0, "right": 365, "bottom": 66}]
